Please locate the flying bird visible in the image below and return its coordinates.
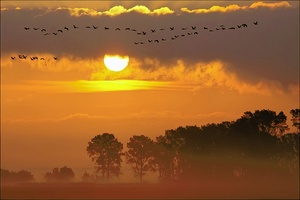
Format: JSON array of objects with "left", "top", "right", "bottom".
[
  {"left": 229, "top": 27, "right": 235, "bottom": 30},
  {"left": 191, "top": 26, "right": 196, "bottom": 30},
  {"left": 53, "top": 57, "right": 58, "bottom": 60},
  {"left": 125, "top": 27, "right": 130, "bottom": 30},
  {"left": 161, "top": 38, "right": 166, "bottom": 41},
  {"left": 64, "top": 27, "right": 69, "bottom": 31},
  {"left": 11, "top": 57, "right": 15, "bottom": 60},
  {"left": 181, "top": 27, "right": 187, "bottom": 30},
  {"left": 86, "top": 26, "right": 91, "bottom": 28},
  {"left": 73, "top": 25, "right": 79, "bottom": 29},
  {"left": 104, "top": 27, "right": 109, "bottom": 30},
  {"left": 57, "top": 29, "right": 63, "bottom": 33},
  {"left": 154, "top": 40, "right": 159, "bottom": 43},
  {"left": 148, "top": 40, "right": 152, "bottom": 43},
  {"left": 253, "top": 21, "right": 258, "bottom": 25},
  {"left": 33, "top": 28, "right": 39, "bottom": 30},
  {"left": 24, "top": 27, "right": 30, "bottom": 30},
  {"left": 169, "top": 27, "right": 174, "bottom": 30},
  {"left": 242, "top": 23, "right": 247, "bottom": 27},
  {"left": 115, "top": 28, "right": 121, "bottom": 31},
  {"left": 41, "top": 29, "right": 47, "bottom": 32},
  {"left": 142, "top": 31, "right": 146, "bottom": 35},
  {"left": 151, "top": 29, "right": 156, "bottom": 33},
  {"left": 93, "top": 25, "right": 98, "bottom": 29},
  {"left": 203, "top": 27, "right": 208, "bottom": 30},
  {"left": 44, "top": 33, "right": 50, "bottom": 36},
  {"left": 40, "top": 58, "right": 45, "bottom": 60}
]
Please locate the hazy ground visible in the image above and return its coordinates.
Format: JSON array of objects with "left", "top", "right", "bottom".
[{"left": 1, "top": 177, "right": 299, "bottom": 199}]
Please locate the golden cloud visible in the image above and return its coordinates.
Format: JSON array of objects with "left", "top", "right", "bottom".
[
  {"left": 181, "top": 4, "right": 247, "bottom": 14},
  {"left": 249, "top": 1, "right": 292, "bottom": 9},
  {"left": 1, "top": 54, "right": 289, "bottom": 96},
  {"left": 58, "top": 5, "right": 174, "bottom": 17},
  {"left": 181, "top": 1, "right": 291, "bottom": 14}
]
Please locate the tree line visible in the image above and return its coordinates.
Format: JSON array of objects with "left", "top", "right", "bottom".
[
  {"left": 86, "top": 109, "right": 299, "bottom": 182},
  {"left": 1, "top": 109, "right": 299, "bottom": 183}
]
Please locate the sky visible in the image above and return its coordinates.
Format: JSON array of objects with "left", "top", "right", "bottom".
[{"left": 1, "top": 1, "right": 299, "bottom": 181}]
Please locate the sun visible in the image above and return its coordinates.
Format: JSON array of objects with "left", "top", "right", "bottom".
[{"left": 104, "top": 54, "right": 129, "bottom": 72}]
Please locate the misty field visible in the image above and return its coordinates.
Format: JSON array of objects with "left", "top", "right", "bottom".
[{"left": 2, "top": 177, "right": 299, "bottom": 199}]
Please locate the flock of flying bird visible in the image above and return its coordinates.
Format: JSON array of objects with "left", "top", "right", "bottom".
[
  {"left": 22, "top": 21, "right": 259, "bottom": 45},
  {"left": 11, "top": 54, "right": 58, "bottom": 61}
]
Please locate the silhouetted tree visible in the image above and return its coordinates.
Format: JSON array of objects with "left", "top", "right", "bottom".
[
  {"left": 86, "top": 133, "right": 123, "bottom": 181},
  {"left": 1, "top": 169, "right": 34, "bottom": 183},
  {"left": 44, "top": 166, "right": 75, "bottom": 182},
  {"left": 290, "top": 109, "right": 300, "bottom": 132},
  {"left": 125, "top": 135, "right": 156, "bottom": 182}
]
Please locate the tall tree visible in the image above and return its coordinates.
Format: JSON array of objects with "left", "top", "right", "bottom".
[
  {"left": 125, "top": 135, "right": 156, "bottom": 182},
  {"left": 290, "top": 109, "right": 300, "bottom": 132},
  {"left": 86, "top": 133, "right": 123, "bottom": 181}
]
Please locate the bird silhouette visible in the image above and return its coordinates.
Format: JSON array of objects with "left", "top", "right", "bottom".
[
  {"left": 134, "top": 42, "right": 139, "bottom": 45},
  {"left": 53, "top": 32, "right": 57, "bottom": 35},
  {"left": 170, "top": 27, "right": 174, "bottom": 30},
  {"left": 104, "top": 27, "right": 109, "bottom": 30},
  {"left": 64, "top": 27, "right": 69, "bottom": 31},
  {"left": 188, "top": 32, "right": 192, "bottom": 35},
  {"left": 115, "top": 28, "right": 121, "bottom": 31},
  {"left": 191, "top": 26, "right": 196, "bottom": 30},
  {"left": 209, "top": 30, "right": 214, "bottom": 32},
  {"left": 160, "top": 28, "right": 165, "bottom": 31},
  {"left": 194, "top": 32, "right": 198, "bottom": 35},
  {"left": 174, "top": 35, "right": 179, "bottom": 38},
  {"left": 33, "top": 28, "right": 39, "bottom": 30},
  {"left": 237, "top": 25, "right": 242, "bottom": 28},
  {"left": 44, "top": 33, "right": 50, "bottom": 36},
  {"left": 41, "top": 29, "right": 47, "bottom": 32},
  {"left": 93, "top": 25, "right": 98, "bottom": 29},
  {"left": 155, "top": 40, "right": 159, "bottom": 43},
  {"left": 242, "top": 23, "right": 247, "bottom": 27},
  {"left": 57, "top": 29, "right": 63, "bottom": 33},
  {"left": 86, "top": 26, "right": 91, "bottom": 28},
  {"left": 125, "top": 27, "right": 130, "bottom": 30},
  {"left": 161, "top": 38, "right": 166, "bottom": 41},
  {"left": 181, "top": 34, "right": 185, "bottom": 36},
  {"left": 203, "top": 27, "right": 208, "bottom": 30},
  {"left": 40, "top": 58, "right": 45, "bottom": 60},
  {"left": 148, "top": 40, "right": 152, "bottom": 43},
  {"left": 253, "top": 21, "right": 258, "bottom": 25},
  {"left": 11, "top": 57, "right": 15, "bottom": 60},
  {"left": 182, "top": 27, "right": 187, "bottom": 30},
  {"left": 142, "top": 31, "right": 146, "bottom": 35},
  {"left": 24, "top": 27, "right": 30, "bottom": 30},
  {"left": 151, "top": 29, "right": 156, "bottom": 33},
  {"left": 131, "top": 29, "right": 137, "bottom": 31},
  {"left": 73, "top": 25, "right": 79, "bottom": 29},
  {"left": 229, "top": 27, "right": 235, "bottom": 30},
  {"left": 53, "top": 57, "right": 58, "bottom": 60}
]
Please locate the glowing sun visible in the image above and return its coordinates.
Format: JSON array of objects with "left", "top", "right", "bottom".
[{"left": 104, "top": 54, "right": 129, "bottom": 72}]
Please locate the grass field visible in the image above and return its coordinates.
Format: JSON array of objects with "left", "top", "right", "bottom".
[{"left": 1, "top": 177, "right": 299, "bottom": 199}]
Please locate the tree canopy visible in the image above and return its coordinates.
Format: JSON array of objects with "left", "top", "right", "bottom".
[{"left": 86, "top": 133, "right": 123, "bottom": 181}]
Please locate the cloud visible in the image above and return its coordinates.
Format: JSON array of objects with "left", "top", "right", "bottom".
[
  {"left": 1, "top": 2, "right": 298, "bottom": 89},
  {"left": 181, "top": 4, "right": 247, "bottom": 14},
  {"left": 56, "top": 5, "right": 174, "bottom": 17},
  {"left": 181, "top": 1, "right": 292, "bottom": 14},
  {"left": 1, "top": 54, "right": 287, "bottom": 96},
  {"left": 249, "top": 1, "right": 292, "bottom": 9}
]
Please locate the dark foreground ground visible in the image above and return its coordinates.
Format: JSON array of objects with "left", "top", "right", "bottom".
[{"left": 1, "top": 178, "right": 299, "bottom": 199}]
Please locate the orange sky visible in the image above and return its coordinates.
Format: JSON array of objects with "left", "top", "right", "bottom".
[{"left": 1, "top": 1, "right": 299, "bottom": 181}]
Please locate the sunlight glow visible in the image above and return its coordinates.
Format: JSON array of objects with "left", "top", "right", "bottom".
[{"left": 104, "top": 55, "right": 129, "bottom": 72}]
